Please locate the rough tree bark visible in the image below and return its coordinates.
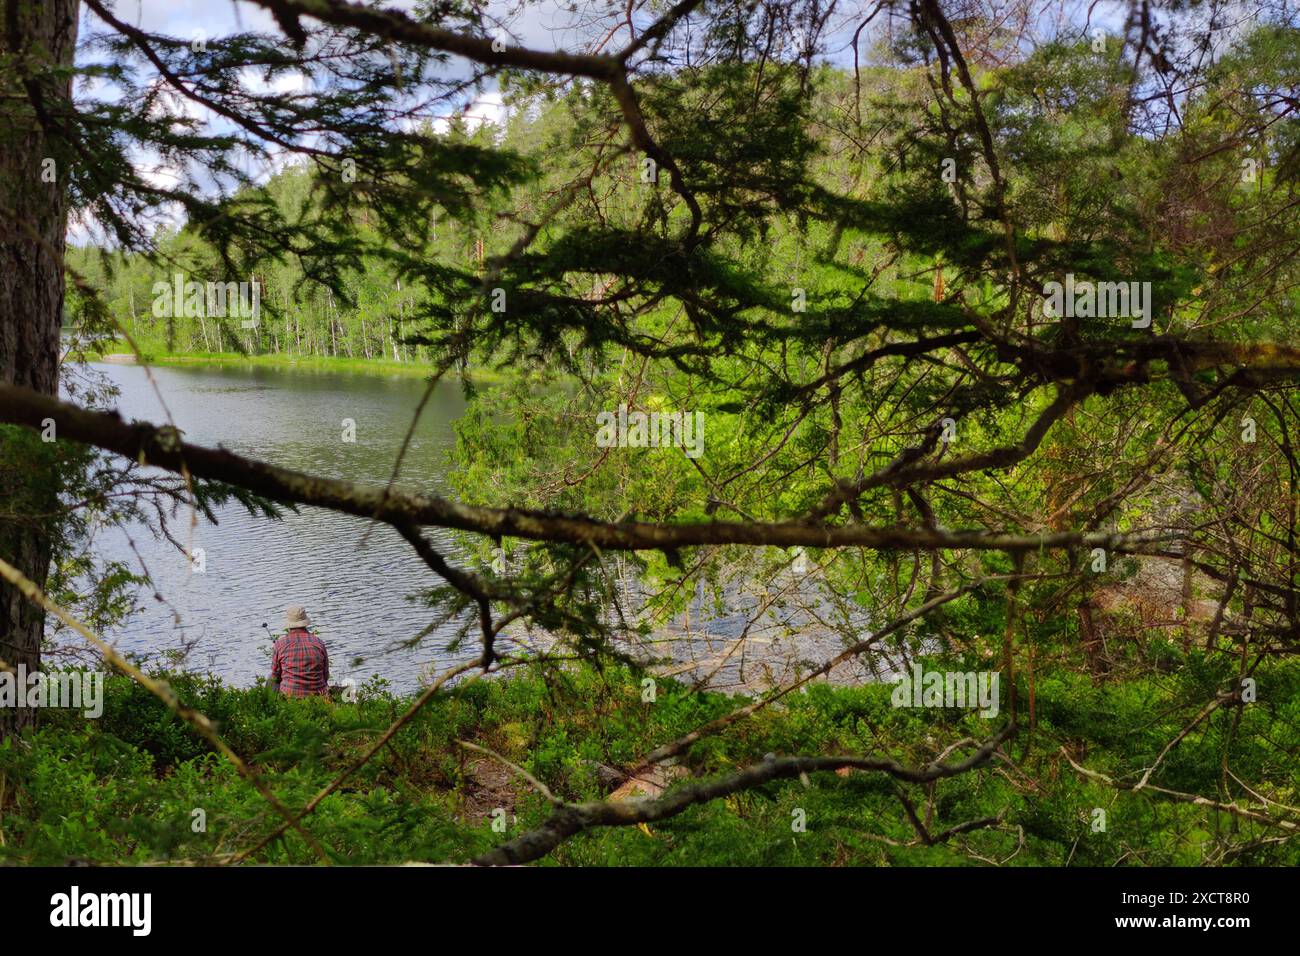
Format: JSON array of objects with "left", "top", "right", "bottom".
[{"left": 0, "top": 0, "right": 80, "bottom": 738}]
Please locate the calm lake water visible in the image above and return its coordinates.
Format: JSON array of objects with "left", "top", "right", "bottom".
[
  {"left": 71, "top": 361, "right": 872, "bottom": 695},
  {"left": 80, "top": 362, "right": 487, "bottom": 692}
]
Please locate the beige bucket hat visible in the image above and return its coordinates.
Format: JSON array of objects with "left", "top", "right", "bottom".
[{"left": 284, "top": 605, "right": 311, "bottom": 629}]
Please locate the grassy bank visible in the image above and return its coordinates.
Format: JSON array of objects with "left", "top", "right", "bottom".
[
  {"left": 1, "top": 658, "right": 1291, "bottom": 866},
  {"left": 86, "top": 346, "right": 511, "bottom": 383}
]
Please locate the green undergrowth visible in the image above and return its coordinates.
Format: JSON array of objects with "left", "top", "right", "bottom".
[{"left": 1, "top": 657, "right": 1296, "bottom": 866}]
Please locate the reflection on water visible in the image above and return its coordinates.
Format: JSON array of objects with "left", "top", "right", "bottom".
[{"left": 77, "top": 362, "right": 482, "bottom": 691}]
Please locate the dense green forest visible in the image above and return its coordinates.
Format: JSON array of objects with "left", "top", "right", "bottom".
[{"left": 3, "top": 0, "right": 1300, "bottom": 877}]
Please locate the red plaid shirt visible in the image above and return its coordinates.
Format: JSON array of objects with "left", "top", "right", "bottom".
[{"left": 271, "top": 628, "right": 330, "bottom": 697}]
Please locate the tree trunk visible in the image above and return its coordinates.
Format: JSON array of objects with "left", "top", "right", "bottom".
[{"left": 0, "top": 0, "right": 81, "bottom": 739}]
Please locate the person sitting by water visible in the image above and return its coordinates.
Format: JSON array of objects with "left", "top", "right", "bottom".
[{"left": 271, "top": 606, "right": 330, "bottom": 698}]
